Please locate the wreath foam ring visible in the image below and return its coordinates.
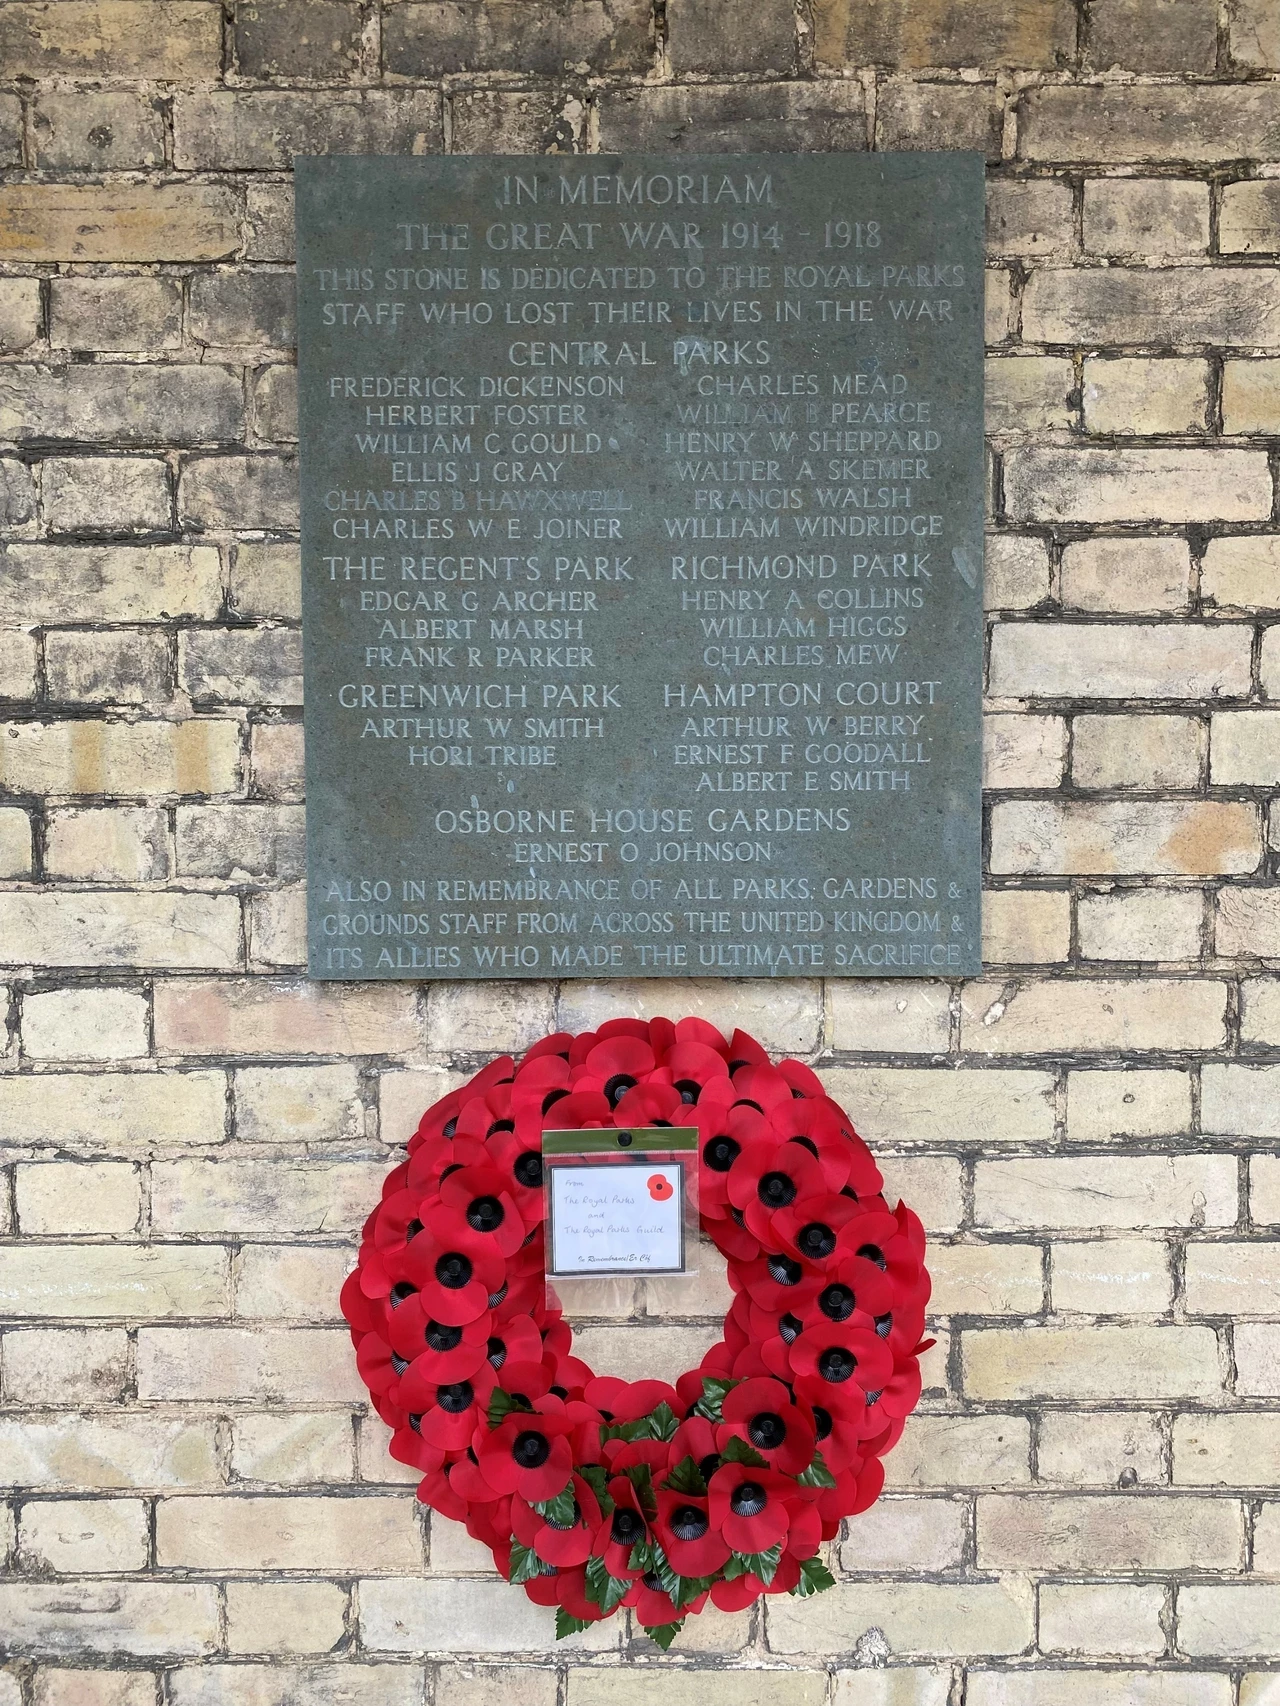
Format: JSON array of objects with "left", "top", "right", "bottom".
[{"left": 342, "top": 1017, "right": 933, "bottom": 1647}]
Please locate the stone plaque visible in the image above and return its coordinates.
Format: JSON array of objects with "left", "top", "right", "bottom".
[{"left": 296, "top": 153, "right": 984, "bottom": 980}]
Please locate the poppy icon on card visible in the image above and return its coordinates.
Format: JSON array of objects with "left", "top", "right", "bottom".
[{"left": 647, "top": 1174, "right": 674, "bottom": 1201}]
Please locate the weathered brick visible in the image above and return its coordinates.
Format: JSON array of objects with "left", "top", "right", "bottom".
[
  {"left": 361, "top": 1578, "right": 553, "bottom": 1653},
  {"left": 230, "top": 1412, "right": 353, "bottom": 1484},
  {"left": 1242, "top": 978, "right": 1280, "bottom": 1047},
  {"left": 191, "top": 272, "right": 296, "bottom": 351},
  {"left": 245, "top": 185, "right": 294, "bottom": 260},
  {"left": 157, "top": 1493, "right": 418, "bottom": 1572},
  {"left": 985, "top": 535, "right": 1050, "bottom": 609},
  {"left": 435, "top": 1666, "right": 556, "bottom": 1706},
  {"left": 1211, "top": 711, "right": 1280, "bottom": 785},
  {"left": 153, "top": 1157, "right": 377, "bottom": 1234},
  {"left": 1232, "top": 0, "right": 1280, "bottom": 65},
  {"left": 169, "top": 1667, "right": 422, "bottom": 1706},
  {"left": 986, "top": 268, "right": 1013, "bottom": 343},
  {"left": 21, "top": 986, "right": 149, "bottom": 1061},
  {"left": 961, "top": 977, "right": 1227, "bottom": 1054},
  {"left": 154, "top": 975, "right": 418, "bottom": 1056},
  {"left": 449, "top": 88, "right": 579, "bottom": 154},
  {"left": 179, "top": 454, "right": 299, "bottom": 531},
  {"left": 978, "top": 1491, "right": 1240, "bottom": 1571},
  {"left": 558, "top": 978, "right": 817, "bottom": 1056},
  {"left": 968, "top": 1672, "right": 1227, "bottom": 1706},
  {"left": 0, "top": 718, "right": 241, "bottom": 796},
  {"left": 820, "top": 1066, "right": 1055, "bottom": 1144},
  {"left": 1082, "top": 358, "right": 1209, "bottom": 438},
  {"left": 597, "top": 81, "right": 866, "bottom": 153},
  {"left": 1262, "top": 628, "right": 1280, "bottom": 697},
  {"left": 33, "top": 91, "right": 163, "bottom": 169},
  {"left": 235, "top": 0, "right": 362, "bottom": 77},
  {"left": 0, "top": 187, "right": 242, "bottom": 265},
  {"left": 235, "top": 1063, "right": 365, "bottom": 1144},
  {"left": 1186, "top": 1244, "right": 1280, "bottom": 1315},
  {"left": 1174, "top": 1412, "right": 1280, "bottom": 1486},
  {"left": 1, "top": 1327, "right": 130, "bottom": 1404},
  {"left": 44, "top": 631, "right": 171, "bottom": 708},
  {"left": 378, "top": 1067, "right": 470, "bottom": 1147},
  {"left": 883, "top": 1414, "right": 1031, "bottom": 1489},
  {"left": 1077, "top": 889, "right": 1204, "bottom": 962},
  {"left": 0, "top": 806, "right": 32, "bottom": 876},
  {"left": 1072, "top": 714, "right": 1204, "bottom": 789},
  {"left": 571, "top": 1322, "right": 719, "bottom": 1384},
  {"left": 928, "top": 1241, "right": 1044, "bottom": 1314},
  {"left": 0, "top": 1067, "right": 224, "bottom": 1150},
  {"left": 232, "top": 543, "right": 301, "bottom": 621},
  {"left": 252, "top": 367, "right": 298, "bottom": 441},
  {"left": 16, "top": 1161, "right": 141, "bottom": 1235},
  {"left": 42, "top": 458, "right": 171, "bottom": 535},
  {"left": 767, "top": 1579, "right": 1034, "bottom": 1656},
  {"left": 1253, "top": 1154, "right": 1280, "bottom": 1223},
  {"left": 1216, "top": 888, "right": 1280, "bottom": 958},
  {"left": 138, "top": 1325, "right": 360, "bottom": 1401},
  {"left": 0, "top": 461, "right": 38, "bottom": 534},
  {"left": 180, "top": 628, "right": 303, "bottom": 706},
  {"left": 1087, "top": 0, "right": 1217, "bottom": 70},
  {"left": 1223, "top": 360, "right": 1280, "bottom": 433},
  {"left": 1, "top": 544, "right": 220, "bottom": 623},
  {"left": 992, "top": 621, "right": 1251, "bottom": 698},
  {"left": 247, "top": 885, "right": 306, "bottom": 968},
  {"left": 984, "top": 711, "right": 1067, "bottom": 787},
  {"left": 830, "top": 1672, "right": 950, "bottom": 1706},
  {"left": 1005, "top": 448, "right": 1272, "bottom": 524},
  {"left": 1082, "top": 178, "right": 1210, "bottom": 256},
  {"left": 234, "top": 1243, "right": 350, "bottom": 1321},
  {"left": 0, "top": 278, "right": 42, "bottom": 354},
  {"left": 385, "top": 0, "right": 650, "bottom": 74},
  {"left": 0, "top": 93, "right": 21, "bottom": 167},
  {"left": 976, "top": 1154, "right": 1234, "bottom": 1228},
  {"left": 19, "top": 1497, "right": 149, "bottom": 1574},
  {"left": 982, "top": 889, "right": 1071, "bottom": 964},
  {"left": 877, "top": 81, "right": 1002, "bottom": 158},
  {"left": 0, "top": 0, "right": 221, "bottom": 76},
  {"left": 44, "top": 806, "right": 170, "bottom": 881},
  {"left": 1042, "top": 1409, "right": 1167, "bottom": 1486},
  {"left": 667, "top": 0, "right": 794, "bottom": 71},
  {"left": 49, "top": 277, "right": 182, "bottom": 352},
  {"left": 33, "top": 1670, "right": 156, "bottom": 1706},
  {"left": 175, "top": 90, "right": 443, "bottom": 171},
  {"left": 1180, "top": 1585, "right": 1280, "bottom": 1657},
  {"left": 0, "top": 1244, "right": 228, "bottom": 1319},
  {"left": 986, "top": 179, "right": 1074, "bottom": 258},
  {"left": 986, "top": 356, "right": 1074, "bottom": 433},
  {"left": 1221, "top": 181, "right": 1280, "bottom": 255},
  {"left": 1238, "top": 1324, "right": 1280, "bottom": 1395},
  {"left": 225, "top": 1581, "right": 350, "bottom": 1654},
  {"left": 963, "top": 1323, "right": 1222, "bottom": 1400},
  {"left": 250, "top": 721, "right": 304, "bottom": 798},
  {"left": 0, "top": 366, "right": 243, "bottom": 445},
  {"left": 1039, "top": 1582, "right": 1167, "bottom": 1655},
  {"left": 815, "top": 0, "right": 1073, "bottom": 68},
  {"left": 579, "top": 1668, "right": 816, "bottom": 1704},
  {"left": 1067, "top": 1069, "right": 1191, "bottom": 1142},
  {"left": 1025, "top": 267, "right": 1280, "bottom": 349},
  {"left": 1052, "top": 1237, "right": 1173, "bottom": 1313},
  {"left": 1020, "top": 84, "right": 1280, "bottom": 165},
  {"left": 0, "top": 1582, "right": 220, "bottom": 1658},
  {"left": 991, "top": 799, "right": 1259, "bottom": 877},
  {"left": 175, "top": 802, "right": 305, "bottom": 879},
  {"left": 827, "top": 980, "right": 952, "bottom": 1054},
  {"left": 1203, "top": 1063, "right": 1280, "bottom": 1136}
]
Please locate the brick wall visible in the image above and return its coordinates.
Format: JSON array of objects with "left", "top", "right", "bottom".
[{"left": 2, "top": 0, "right": 1280, "bottom": 1701}]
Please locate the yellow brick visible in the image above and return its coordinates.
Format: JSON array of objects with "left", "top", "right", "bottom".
[
  {"left": 883, "top": 1413, "right": 1031, "bottom": 1489},
  {"left": 1212, "top": 710, "right": 1280, "bottom": 784},
  {"left": 1185, "top": 1244, "right": 1280, "bottom": 1316},
  {"left": 983, "top": 712, "right": 1066, "bottom": 787},
  {"left": 1052, "top": 1238, "right": 1173, "bottom": 1314},
  {"left": 985, "top": 535, "right": 1050, "bottom": 609},
  {"left": 360, "top": 1579, "right": 554, "bottom": 1653},
  {"left": 225, "top": 1581, "right": 349, "bottom": 1655},
  {"left": 1180, "top": 1585, "right": 1280, "bottom": 1657},
  {"left": 157, "top": 1494, "right": 419, "bottom": 1572},
  {"left": 137, "top": 1327, "right": 362, "bottom": 1402},
  {"left": 19, "top": 1497, "right": 148, "bottom": 1573},
  {"left": 1223, "top": 359, "right": 1280, "bottom": 433},
  {"left": 978, "top": 1491, "right": 1241, "bottom": 1570},
  {"left": 1241, "top": 979, "right": 1280, "bottom": 1048},
  {"left": 840, "top": 1496, "right": 966, "bottom": 1571},
  {"left": 428, "top": 1512, "right": 500, "bottom": 1574},
  {"left": 969, "top": 1672, "right": 1228, "bottom": 1706},
  {"left": 0, "top": 543, "right": 221, "bottom": 623},
  {"left": 1216, "top": 888, "right": 1280, "bottom": 957},
  {"left": 831, "top": 1669, "right": 951, "bottom": 1706},
  {"left": 568, "top": 1323, "right": 719, "bottom": 1384},
  {"left": 2, "top": 1327, "right": 130, "bottom": 1405},
  {"left": 436, "top": 1666, "right": 557, "bottom": 1706},
  {"left": 990, "top": 800, "right": 1260, "bottom": 876},
  {"left": 828, "top": 979, "right": 952, "bottom": 1053},
  {"left": 230, "top": 1413, "right": 354, "bottom": 1484},
  {"left": 985, "top": 355, "right": 1074, "bottom": 432},
  {"left": 928, "top": 1242, "right": 1044, "bottom": 1314},
  {"left": 977, "top": 1154, "right": 1234, "bottom": 1229},
  {"left": 33, "top": 1672, "right": 156, "bottom": 1706},
  {"left": 232, "top": 542, "right": 302, "bottom": 620},
  {"left": 558, "top": 976, "right": 820, "bottom": 1057},
  {"left": 1203, "top": 1065, "right": 1280, "bottom": 1136},
  {"left": 0, "top": 185, "right": 240, "bottom": 264},
  {"left": 377, "top": 1067, "right": 470, "bottom": 1146},
  {"left": 15, "top": 1161, "right": 140, "bottom": 1235},
  {"left": 819, "top": 1066, "right": 1055, "bottom": 1145},
  {"left": 154, "top": 976, "right": 420, "bottom": 1057},
  {"left": 1202, "top": 535, "right": 1280, "bottom": 610},
  {"left": 0, "top": 719, "right": 241, "bottom": 797},
  {"left": 0, "top": 1, "right": 221, "bottom": 76},
  {"left": 766, "top": 1580, "right": 1033, "bottom": 1657},
  {"left": 961, "top": 977, "right": 1226, "bottom": 1054},
  {"left": 45, "top": 806, "right": 169, "bottom": 882},
  {"left": 1005, "top": 446, "right": 1270, "bottom": 525},
  {"left": 0, "top": 1413, "right": 219, "bottom": 1489},
  {"left": 21, "top": 987, "right": 149, "bottom": 1061},
  {"left": 569, "top": 1673, "right": 824, "bottom": 1706},
  {"left": 1038, "top": 1409, "right": 1165, "bottom": 1485},
  {"left": 1253, "top": 1154, "right": 1280, "bottom": 1223},
  {"left": 167, "top": 1665, "right": 421, "bottom": 1705},
  {"left": 234, "top": 1064, "right": 366, "bottom": 1146},
  {"left": 0, "top": 1070, "right": 226, "bottom": 1150},
  {"left": 990, "top": 621, "right": 1251, "bottom": 698},
  {"left": 982, "top": 889, "right": 1071, "bottom": 965},
  {"left": 1072, "top": 715, "right": 1206, "bottom": 789},
  {"left": 1076, "top": 889, "right": 1204, "bottom": 962},
  {"left": 0, "top": 806, "right": 32, "bottom": 877},
  {"left": 1083, "top": 357, "right": 1209, "bottom": 436},
  {"left": 1039, "top": 1581, "right": 1166, "bottom": 1657},
  {"left": 962, "top": 1324, "right": 1221, "bottom": 1400},
  {"left": 0, "top": 1244, "right": 228, "bottom": 1319},
  {"left": 879, "top": 1154, "right": 964, "bottom": 1235},
  {"left": 250, "top": 721, "right": 305, "bottom": 797},
  {"left": 1175, "top": 1413, "right": 1280, "bottom": 1486},
  {"left": 1083, "top": 179, "right": 1210, "bottom": 256},
  {"left": 1060, "top": 536, "right": 1193, "bottom": 612},
  {"left": 247, "top": 885, "right": 307, "bottom": 970},
  {"left": 0, "top": 1582, "right": 220, "bottom": 1659},
  {"left": 234, "top": 1244, "right": 351, "bottom": 1322},
  {"left": 1067, "top": 1069, "right": 1191, "bottom": 1142},
  {"left": 152, "top": 1158, "right": 381, "bottom": 1234}
]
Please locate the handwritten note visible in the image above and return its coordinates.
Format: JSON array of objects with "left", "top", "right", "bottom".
[{"left": 548, "top": 1163, "right": 684, "bottom": 1276}]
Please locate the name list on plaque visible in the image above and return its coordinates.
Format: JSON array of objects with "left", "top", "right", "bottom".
[{"left": 296, "top": 152, "right": 984, "bottom": 981}]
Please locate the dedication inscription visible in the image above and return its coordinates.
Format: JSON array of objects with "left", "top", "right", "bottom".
[{"left": 296, "top": 153, "right": 984, "bottom": 980}]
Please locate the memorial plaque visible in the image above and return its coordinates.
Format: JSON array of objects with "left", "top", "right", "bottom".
[{"left": 296, "top": 153, "right": 984, "bottom": 980}]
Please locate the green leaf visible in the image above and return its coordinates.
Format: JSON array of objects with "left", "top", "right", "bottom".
[
  {"left": 791, "top": 1556, "right": 836, "bottom": 1598},
  {"left": 692, "top": 1375, "right": 737, "bottom": 1422},
  {"left": 508, "top": 1539, "right": 555, "bottom": 1585},
  {"left": 601, "top": 1417, "right": 649, "bottom": 1445},
  {"left": 643, "top": 1620, "right": 684, "bottom": 1651},
  {"left": 647, "top": 1401, "right": 680, "bottom": 1442},
  {"left": 660, "top": 1454, "right": 708, "bottom": 1497},
  {"left": 555, "top": 1609, "right": 593, "bottom": 1640},
  {"left": 669, "top": 1571, "right": 714, "bottom": 1612},
  {"left": 725, "top": 1542, "right": 783, "bottom": 1587},
  {"left": 624, "top": 1462, "right": 657, "bottom": 1518},
  {"left": 530, "top": 1481, "right": 577, "bottom": 1528},
  {"left": 488, "top": 1387, "right": 532, "bottom": 1428},
  {"left": 628, "top": 1537, "right": 656, "bottom": 1575},
  {"left": 796, "top": 1448, "right": 837, "bottom": 1489},
  {"left": 584, "top": 1552, "right": 632, "bottom": 1615},
  {"left": 720, "top": 1435, "right": 768, "bottom": 1469},
  {"left": 576, "top": 1463, "right": 614, "bottom": 1515}
]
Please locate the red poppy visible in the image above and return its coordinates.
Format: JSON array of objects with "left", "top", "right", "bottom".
[
  {"left": 655, "top": 1488, "right": 731, "bottom": 1576},
  {"left": 590, "top": 1473, "right": 649, "bottom": 1578},
  {"left": 707, "top": 1459, "right": 793, "bottom": 1553},
  {"left": 719, "top": 1376, "right": 817, "bottom": 1477},
  {"left": 390, "top": 1307, "right": 491, "bottom": 1384},
  {"left": 402, "top": 1233, "right": 505, "bottom": 1326},
  {"left": 476, "top": 1404, "right": 576, "bottom": 1502},
  {"left": 407, "top": 1361, "right": 497, "bottom": 1452},
  {"left": 512, "top": 1471, "right": 601, "bottom": 1567},
  {"left": 728, "top": 1136, "right": 830, "bottom": 1247}
]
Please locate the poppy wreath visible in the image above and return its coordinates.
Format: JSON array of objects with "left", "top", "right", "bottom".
[{"left": 341, "top": 1016, "right": 932, "bottom": 1648}]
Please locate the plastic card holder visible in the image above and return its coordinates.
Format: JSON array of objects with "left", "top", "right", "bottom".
[{"left": 542, "top": 1127, "right": 699, "bottom": 1311}]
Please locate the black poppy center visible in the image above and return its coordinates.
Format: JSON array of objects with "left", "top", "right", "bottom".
[
  {"left": 791, "top": 1136, "right": 819, "bottom": 1158},
  {"left": 858, "top": 1242, "right": 888, "bottom": 1271},
  {"left": 487, "top": 1281, "right": 508, "bottom": 1308},
  {"left": 759, "top": 1170, "right": 797, "bottom": 1208},
  {"left": 698, "top": 1453, "right": 721, "bottom": 1484},
  {"left": 435, "top": 1253, "right": 473, "bottom": 1290},
  {"left": 730, "top": 1481, "right": 767, "bottom": 1517},
  {"left": 812, "top": 1405, "right": 833, "bottom": 1441},
  {"left": 425, "top": 1319, "right": 463, "bottom": 1352},
  {"left": 748, "top": 1411, "right": 787, "bottom": 1451},
  {"left": 611, "top": 1507, "right": 644, "bottom": 1545},
  {"left": 442, "top": 1117, "right": 458, "bottom": 1137},
  {"left": 540, "top": 1088, "right": 569, "bottom": 1116},
  {"left": 389, "top": 1281, "right": 417, "bottom": 1309},
  {"left": 437, "top": 1380, "right": 473, "bottom": 1413},
  {"left": 405, "top": 1218, "right": 423, "bottom": 1242},
  {"left": 767, "top": 1253, "right": 803, "bottom": 1287},
  {"left": 875, "top": 1312, "right": 893, "bottom": 1338},
  {"left": 603, "top": 1073, "right": 637, "bottom": 1107},
  {"left": 671, "top": 1505, "right": 709, "bottom": 1541},
  {"left": 512, "top": 1429, "right": 551, "bottom": 1468},
  {"left": 818, "top": 1346, "right": 856, "bottom": 1383},
  {"left": 798, "top": 1222, "right": 836, "bottom": 1259},
  {"left": 440, "top": 1163, "right": 463, "bottom": 1182},
  {"left": 820, "top": 1283, "right": 855, "bottom": 1322},
  {"left": 779, "top": 1312, "right": 802, "bottom": 1344},
  {"left": 642, "top": 1571, "right": 664, "bottom": 1591},
  {"left": 486, "top": 1336, "right": 507, "bottom": 1368},
  {"left": 704, "top": 1136, "right": 740, "bottom": 1172},
  {"left": 391, "top": 1352, "right": 410, "bottom": 1374},
  {"left": 543, "top": 1499, "right": 580, "bottom": 1532},
  {"left": 486, "top": 1119, "right": 515, "bottom": 1138},
  {"left": 466, "top": 1195, "right": 504, "bottom": 1233},
  {"left": 514, "top": 1151, "right": 544, "bottom": 1187},
  {"left": 674, "top": 1079, "right": 702, "bottom": 1105}
]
